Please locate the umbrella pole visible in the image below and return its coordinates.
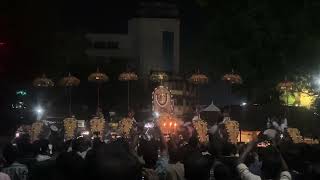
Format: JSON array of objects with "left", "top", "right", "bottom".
[
  {"left": 127, "top": 81, "right": 130, "bottom": 112},
  {"left": 69, "top": 87, "right": 72, "bottom": 116},
  {"left": 197, "top": 85, "right": 200, "bottom": 117},
  {"left": 97, "top": 85, "right": 100, "bottom": 109}
]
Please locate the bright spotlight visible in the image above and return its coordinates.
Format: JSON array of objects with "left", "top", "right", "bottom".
[
  {"left": 35, "top": 107, "right": 44, "bottom": 114},
  {"left": 241, "top": 102, "right": 247, "bottom": 106},
  {"left": 81, "top": 131, "right": 90, "bottom": 136},
  {"left": 144, "top": 122, "right": 154, "bottom": 129},
  {"left": 154, "top": 112, "right": 160, "bottom": 118}
]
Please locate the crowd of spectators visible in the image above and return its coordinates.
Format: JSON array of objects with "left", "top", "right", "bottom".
[{"left": 0, "top": 124, "right": 319, "bottom": 180}]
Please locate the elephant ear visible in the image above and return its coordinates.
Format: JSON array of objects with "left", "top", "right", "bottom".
[
  {"left": 208, "top": 124, "right": 218, "bottom": 135},
  {"left": 267, "top": 118, "right": 272, "bottom": 129},
  {"left": 280, "top": 118, "right": 288, "bottom": 132},
  {"left": 272, "top": 121, "right": 281, "bottom": 131},
  {"left": 263, "top": 129, "right": 277, "bottom": 140}
]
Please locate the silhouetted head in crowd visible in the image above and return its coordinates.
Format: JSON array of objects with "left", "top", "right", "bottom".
[
  {"left": 179, "top": 135, "right": 200, "bottom": 163},
  {"left": 184, "top": 152, "right": 212, "bottom": 180},
  {"left": 221, "top": 142, "right": 237, "bottom": 156},
  {"left": 208, "top": 134, "right": 223, "bottom": 157},
  {"left": 88, "top": 143, "right": 142, "bottom": 180},
  {"left": 168, "top": 140, "right": 181, "bottom": 163},
  {"left": 214, "top": 163, "right": 232, "bottom": 180},
  {"left": 56, "top": 151, "right": 85, "bottom": 180},
  {"left": 112, "top": 138, "right": 130, "bottom": 153},
  {"left": 3, "top": 144, "right": 18, "bottom": 166},
  {"left": 92, "top": 137, "right": 102, "bottom": 149},
  {"left": 15, "top": 134, "right": 33, "bottom": 156},
  {"left": 138, "top": 139, "right": 159, "bottom": 169},
  {"left": 180, "top": 126, "right": 190, "bottom": 142},
  {"left": 72, "top": 137, "right": 89, "bottom": 153},
  {"left": 188, "top": 134, "right": 199, "bottom": 149},
  {"left": 38, "top": 139, "right": 50, "bottom": 155},
  {"left": 64, "top": 140, "right": 72, "bottom": 151},
  {"left": 260, "top": 146, "right": 282, "bottom": 179}
]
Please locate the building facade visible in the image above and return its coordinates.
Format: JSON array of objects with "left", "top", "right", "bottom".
[
  {"left": 86, "top": 1, "right": 180, "bottom": 76},
  {"left": 86, "top": 1, "right": 195, "bottom": 118}
]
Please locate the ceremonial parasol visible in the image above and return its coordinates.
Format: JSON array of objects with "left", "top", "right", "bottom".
[
  {"left": 33, "top": 74, "right": 54, "bottom": 87},
  {"left": 32, "top": 74, "right": 54, "bottom": 120},
  {"left": 222, "top": 69, "right": 242, "bottom": 85},
  {"left": 189, "top": 69, "right": 208, "bottom": 114},
  {"left": 88, "top": 68, "right": 109, "bottom": 112},
  {"left": 119, "top": 71, "right": 138, "bottom": 111},
  {"left": 59, "top": 73, "right": 80, "bottom": 115}
]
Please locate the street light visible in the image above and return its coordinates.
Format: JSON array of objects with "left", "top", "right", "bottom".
[
  {"left": 154, "top": 112, "right": 160, "bottom": 118},
  {"left": 241, "top": 102, "right": 247, "bottom": 106},
  {"left": 34, "top": 106, "right": 44, "bottom": 120}
]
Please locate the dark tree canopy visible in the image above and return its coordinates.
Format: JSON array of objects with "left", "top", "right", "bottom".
[{"left": 180, "top": 0, "right": 320, "bottom": 102}]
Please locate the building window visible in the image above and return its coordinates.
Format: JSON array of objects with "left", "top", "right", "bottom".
[
  {"left": 162, "top": 31, "right": 174, "bottom": 71},
  {"left": 93, "top": 41, "right": 119, "bottom": 49},
  {"left": 93, "top": 41, "right": 106, "bottom": 49},
  {"left": 106, "top": 41, "right": 119, "bottom": 49}
]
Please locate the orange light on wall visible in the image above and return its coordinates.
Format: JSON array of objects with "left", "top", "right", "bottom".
[
  {"left": 159, "top": 114, "right": 180, "bottom": 134},
  {"left": 238, "top": 131, "right": 260, "bottom": 143}
]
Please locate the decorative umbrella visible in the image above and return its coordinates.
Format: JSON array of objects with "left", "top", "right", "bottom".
[
  {"left": 222, "top": 69, "right": 242, "bottom": 85},
  {"left": 189, "top": 70, "right": 208, "bottom": 114},
  {"left": 189, "top": 70, "right": 209, "bottom": 85},
  {"left": 32, "top": 74, "right": 54, "bottom": 120},
  {"left": 33, "top": 74, "right": 54, "bottom": 87},
  {"left": 88, "top": 68, "right": 109, "bottom": 111},
  {"left": 222, "top": 69, "right": 242, "bottom": 108},
  {"left": 59, "top": 73, "right": 80, "bottom": 115},
  {"left": 150, "top": 71, "right": 169, "bottom": 84},
  {"left": 59, "top": 73, "right": 80, "bottom": 87},
  {"left": 119, "top": 71, "right": 138, "bottom": 111}
]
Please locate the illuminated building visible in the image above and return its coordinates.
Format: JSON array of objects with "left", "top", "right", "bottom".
[{"left": 86, "top": 0, "right": 180, "bottom": 76}]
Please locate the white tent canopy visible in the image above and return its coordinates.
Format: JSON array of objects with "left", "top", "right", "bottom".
[{"left": 202, "top": 101, "right": 220, "bottom": 112}]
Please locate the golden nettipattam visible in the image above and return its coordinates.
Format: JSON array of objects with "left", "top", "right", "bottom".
[
  {"left": 118, "top": 118, "right": 134, "bottom": 138},
  {"left": 224, "top": 120, "right": 240, "bottom": 144},
  {"left": 150, "top": 71, "right": 169, "bottom": 83},
  {"left": 63, "top": 117, "right": 77, "bottom": 140},
  {"left": 31, "top": 121, "right": 44, "bottom": 142},
  {"left": 287, "top": 128, "right": 303, "bottom": 144},
  {"left": 192, "top": 118, "right": 209, "bottom": 143},
  {"left": 90, "top": 117, "right": 105, "bottom": 138}
]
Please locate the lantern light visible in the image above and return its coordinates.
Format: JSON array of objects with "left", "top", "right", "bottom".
[
  {"left": 154, "top": 112, "right": 160, "bottom": 118},
  {"left": 241, "top": 102, "right": 247, "bottom": 106},
  {"left": 81, "top": 131, "right": 90, "bottom": 136}
]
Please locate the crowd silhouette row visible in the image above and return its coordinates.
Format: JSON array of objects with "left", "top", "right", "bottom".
[{"left": 0, "top": 123, "right": 319, "bottom": 180}]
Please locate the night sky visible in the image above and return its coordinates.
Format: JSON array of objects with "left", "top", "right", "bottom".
[{"left": 1, "top": 0, "right": 320, "bottom": 134}]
